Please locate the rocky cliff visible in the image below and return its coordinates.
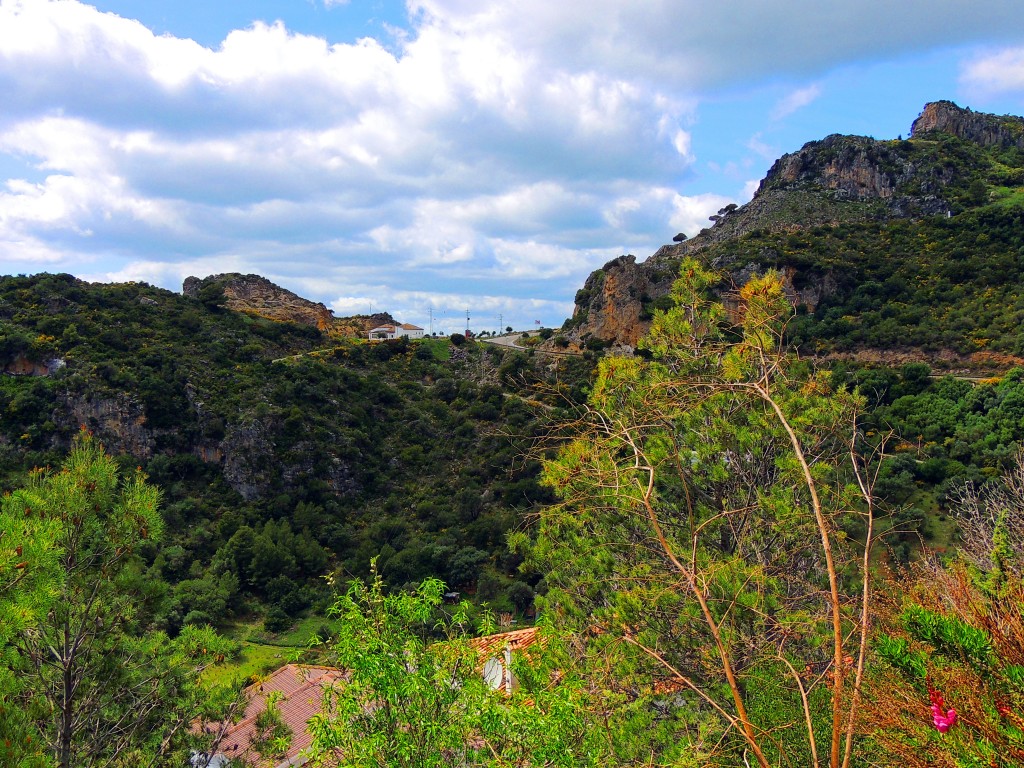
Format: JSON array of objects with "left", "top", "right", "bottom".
[
  {"left": 559, "top": 100, "right": 1015, "bottom": 350},
  {"left": 183, "top": 273, "right": 336, "bottom": 330},
  {"left": 911, "top": 100, "right": 1024, "bottom": 151},
  {"left": 182, "top": 273, "right": 397, "bottom": 336}
]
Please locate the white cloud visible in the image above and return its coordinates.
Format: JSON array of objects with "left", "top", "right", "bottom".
[
  {"left": 97, "top": 255, "right": 251, "bottom": 287},
  {"left": 771, "top": 84, "right": 822, "bottom": 120},
  {"left": 410, "top": 0, "right": 1024, "bottom": 89},
  {"left": 491, "top": 240, "right": 614, "bottom": 280},
  {"left": 0, "top": 230, "right": 77, "bottom": 268},
  {"left": 745, "top": 133, "right": 779, "bottom": 161},
  {"left": 668, "top": 193, "right": 736, "bottom": 237},
  {"left": 0, "top": 0, "right": 1022, "bottom": 329},
  {"left": 961, "top": 47, "right": 1024, "bottom": 96},
  {"left": 331, "top": 285, "right": 573, "bottom": 334}
]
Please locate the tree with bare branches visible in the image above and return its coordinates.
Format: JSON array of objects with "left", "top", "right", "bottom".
[{"left": 532, "top": 259, "right": 879, "bottom": 766}]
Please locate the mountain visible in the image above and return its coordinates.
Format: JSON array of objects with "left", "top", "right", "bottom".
[
  {"left": 562, "top": 101, "right": 1024, "bottom": 370},
  {"left": 5, "top": 99, "right": 1024, "bottom": 635}
]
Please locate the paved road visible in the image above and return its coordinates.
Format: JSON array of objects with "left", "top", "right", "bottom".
[
  {"left": 479, "top": 332, "right": 531, "bottom": 349},
  {"left": 479, "top": 333, "right": 583, "bottom": 357}
]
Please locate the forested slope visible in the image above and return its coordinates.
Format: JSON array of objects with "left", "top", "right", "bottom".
[{"left": 0, "top": 274, "right": 586, "bottom": 630}]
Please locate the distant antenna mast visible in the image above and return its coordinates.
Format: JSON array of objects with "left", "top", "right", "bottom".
[
  {"left": 466, "top": 308, "right": 470, "bottom": 335},
  {"left": 499, "top": 313, "right": 503, "bottom": 335}
]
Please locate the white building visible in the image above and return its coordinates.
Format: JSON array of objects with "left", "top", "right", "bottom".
[{"left": 367, "top": 322, "right": 425, "bottom": 340}]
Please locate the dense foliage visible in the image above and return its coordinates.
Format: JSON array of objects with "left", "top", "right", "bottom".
[
  {"left": 307, "top": 565, "right": 602, "bottom": 767},
  {"left": 0, "top": 432, "right": 238, "bottom": 768},
  {"left": 0, "top": 274, "right": 581, "bottom": 633},
  {"left": 863, "top": 458, "right": 1024, "bottom": 767},
  {"left": 8, "top": 117, "right": 1024, "bottom": 766},
  {"left": 701, "top": 133, "right": 1024, "bottom": 357},
  {"left": 530, "top": 261, "right": 876, "bottom": 767}
]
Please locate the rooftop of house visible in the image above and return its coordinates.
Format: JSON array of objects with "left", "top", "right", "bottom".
[
  {"left": 468, "top": 626, "right": 540, "bottom": 658},
  {"left": 205, "top": 664, "right": 343, "bottom": 768},
  {"left": 200, "top": 629, "right": 542, "bottom": 765}
]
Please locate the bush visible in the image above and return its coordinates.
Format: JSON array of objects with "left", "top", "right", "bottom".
[{"left": 264, "top": 605, "right": 292, "bottom": 633}]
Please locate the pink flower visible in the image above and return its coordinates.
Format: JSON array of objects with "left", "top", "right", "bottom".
[
  {"left": 932, "top": 705, "right": 957, "bottom": 733},
  {"left": 928, "top": 685, "right": 957, "bottom": 733}
]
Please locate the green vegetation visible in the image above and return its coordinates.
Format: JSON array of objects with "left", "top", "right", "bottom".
[
  {"left": 306, "top": 565, "right": 603, "bottom": 767},
  {"left": 0, "top": 433, "right": 238, "bottom": 768},
  {"left": 529, "top": 261, "right": 876, "bottom": 766},
  {"left": 863, "top": 461, "right": 1024, "bottom": 767},
  {"left": 701, "top": 132, "right": 1024, "bottom": 358},
  {"left": 9, "top": 115, "right": 1024, "bottom": 765},
  {"left": 0, "top": 274, "right": 587, "bottom": 638}
]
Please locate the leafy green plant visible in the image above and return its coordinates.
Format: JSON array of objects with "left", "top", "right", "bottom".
[{"left": 307, "top": 564, "right": 604, "bottom": 767}]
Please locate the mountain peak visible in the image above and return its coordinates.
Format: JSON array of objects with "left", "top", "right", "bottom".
[
  {"left": 559, "top": 100, "right": 1024, "bottom": 352},
  {"left": 911, "top": 100, "right": 1024, "bottom": 150},
  {"left": 183, "top": 273, "right": 335, "bottom": 330}
]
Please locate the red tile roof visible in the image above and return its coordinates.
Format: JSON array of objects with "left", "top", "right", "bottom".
[
  {"left": 209, "top": 664, "right": 343, "bottom": 768},
  {"left": 468, "top": 626, "right": 540, "bottom": 658},
  {"left": 469, "top": 626, "right": 541, "bottom": 694},
  {"left": 205, "top": 631, "right": 540, "bottom": 764}
]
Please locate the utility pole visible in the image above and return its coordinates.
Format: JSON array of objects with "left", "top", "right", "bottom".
[
  {"left": 499, "top": 314, "right": 503, "bottom": 335},
  {"left": 465, "top": 308, "right": 470, "bottom": 336}
]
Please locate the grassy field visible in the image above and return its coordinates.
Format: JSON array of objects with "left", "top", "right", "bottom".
[
  {"left": 202, "top": 641, "right": 294, "bottom": 688},
  {"left": 202, "top": 614, "right": 342, "bottom": 688}
]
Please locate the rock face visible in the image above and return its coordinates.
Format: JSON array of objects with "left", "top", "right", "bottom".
[
  {"left": 332, "top": 312, "right": 398, "bottom": 338},
  {"left": 3, "top": 354, "right": 65, "bottom": 377},
  {"left": 183, "top": 273, "right": 335, "bottom": 330},
  {"left": 221, "top": 419, "right": 277, "bottom": 501},
  {"left": 759, "top": 134, "right": 955, "bottom": 205},
  {"left": 911, "top": 100, "right": 1024, "bottom": 151},
  {"left": 561, "top": 100, "right": 1012, "bottom": 349},
  {"left": 566, "top": 255, "right": 679, "bottom": 347},
  {"left": 57, "top": 392, "right": 155, "bottom": 459}
]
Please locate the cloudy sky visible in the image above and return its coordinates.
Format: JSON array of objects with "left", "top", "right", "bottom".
[{"left": 2, "top": 1, "right": 1024, "bottom": 333}]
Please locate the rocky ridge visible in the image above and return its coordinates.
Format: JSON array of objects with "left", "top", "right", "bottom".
[
  {"left": 182, "top": 273, "right": 396, "bottom": 336},
  {"left": 558, "top": 100, "right": 1017, "bottom": 351},
  {"left": 183, "top": 273, "right": 336, "bottom": 329},
  {"left": 911, "top": 100, "right": 1024, "bottom": 151}
]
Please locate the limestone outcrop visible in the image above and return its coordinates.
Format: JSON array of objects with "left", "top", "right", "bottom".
[
  {"left": 183, "top": 273, "right": 335, "bottom": 330},
  {"left": 911, "top": 100, "right": 1024, "bottom": 151}
]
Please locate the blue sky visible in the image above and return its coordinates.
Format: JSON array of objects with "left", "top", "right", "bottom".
[{"left": 2, "top": 1, "right": 1024, "bottom": 333}]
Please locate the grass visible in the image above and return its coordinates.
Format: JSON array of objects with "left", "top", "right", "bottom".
[
  {"left": 990, "top": 186, "right": 1024, "bottom": 209},
  {"left": 202, "top": 612, "right": 344, "bottom": 690},
  {"left": 416, "top": 337, "right": 452, "bottom": 361},
  {"left": 202, "top": 641, "right": 294, "bottom": 688},
  {"left": 263, "top": 614, "right": 341, "bottom": 647}
]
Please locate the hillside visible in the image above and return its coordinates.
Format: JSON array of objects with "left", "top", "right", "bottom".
[
  {"left": 0, "top": 274, "right": 588, "bottom": 631},
  {"left": 562, "top": 101, "right": 1024, "bottom": 370},
  {"left": 9, "top": 102, "right": 1024, "bottom": 768}
]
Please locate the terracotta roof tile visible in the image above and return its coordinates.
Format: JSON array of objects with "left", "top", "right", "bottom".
[
  {"left": 208, "top": 664, "right": 343, "bottom": 768},
  {"left": 468, "top": 626, "right": 540, "bottom": 658}
]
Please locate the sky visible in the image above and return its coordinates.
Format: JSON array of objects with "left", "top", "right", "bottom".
[{"left": 2, "top": 1, "right": 1024, "bottom": 333}]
